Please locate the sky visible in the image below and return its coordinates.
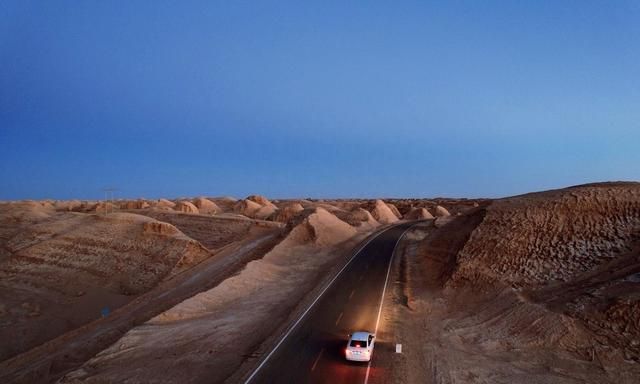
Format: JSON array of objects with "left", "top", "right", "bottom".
[{"left": 1, "top": 1, "right": 639, "bottom": 200}]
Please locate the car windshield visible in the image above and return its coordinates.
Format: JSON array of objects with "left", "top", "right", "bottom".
[{"left": 350, "top": 339, "right": 367, "bottom": 348}]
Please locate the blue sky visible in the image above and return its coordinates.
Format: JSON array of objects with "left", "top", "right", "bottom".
[{"left": 1, "top": 1, "right": 638, "bottom": 199}]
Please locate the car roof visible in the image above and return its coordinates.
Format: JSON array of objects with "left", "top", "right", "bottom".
[{"left": 351, "top": 331, "right": 371, "bottom": 340}]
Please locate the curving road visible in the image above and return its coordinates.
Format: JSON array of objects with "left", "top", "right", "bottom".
[{"left": 244, "top": 222, "right": 416, "bottom": 384}]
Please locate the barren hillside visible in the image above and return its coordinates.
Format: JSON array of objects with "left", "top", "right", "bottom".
[
  {"left": 454, "top": 182, "right": 640, "bottom": 287},
  {"left": 0, "top": 205, "right": 217, "bottom": 362},
  {"left": 59, "top": 207, "right": 369, "bottom": 383},
  {"left": 389, "top": 182, "right": 640, "bottom": 384}
]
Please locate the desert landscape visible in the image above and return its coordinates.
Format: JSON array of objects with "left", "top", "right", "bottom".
[
  {"left": 385, "top": 182, "right": 640, "bottom": 383},
  {"left": 3, "top": 1, "right": 638, "bottom": 382},
  {"left": 0, "top": 182, "right": 637, "bottom": 383}
]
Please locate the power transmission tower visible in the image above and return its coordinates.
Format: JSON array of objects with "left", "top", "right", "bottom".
[{"left": 102, "top": 187, "right": 118, "bottom": 215}]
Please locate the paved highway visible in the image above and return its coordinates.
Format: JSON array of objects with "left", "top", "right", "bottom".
[{"left": 245, "top": 222, "right": 416, "bottom": 384}]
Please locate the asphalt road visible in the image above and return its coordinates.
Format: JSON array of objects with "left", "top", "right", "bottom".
[{"left": 245, "top": 222, "right": 416, "bottom": 384}]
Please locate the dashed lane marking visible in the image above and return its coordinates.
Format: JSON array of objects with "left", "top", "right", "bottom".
[
  {"left": 335, "top": 312, "right": 343, "bottom": 326},
  {"left": 311, "top": 348, "right": 325, "bottom": 372}
]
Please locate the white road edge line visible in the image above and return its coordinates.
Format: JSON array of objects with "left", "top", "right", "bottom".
[
  {"left": 243, "top": 223, "right": 406, "bottom": 384},
  {"left": 363, "top": 224, "right": 415, "bottom": 384}
]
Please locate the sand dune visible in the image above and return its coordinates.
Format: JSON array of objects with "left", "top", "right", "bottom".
[
  {"left": 54, "top": 200, "right": 83, "bottom": 212},
  {"left": 254, "top": 205, "right": 277, "bottom": 220},
  {"left": 333, "top": 207, "right": 380, "bottom": 230},
  {"left": 404, "top": 207, "right": 434, "bottom": 220},
  {"left": 269, "top": 202, "right": 304, "bottom": 223},
  {"left": 192, "top": 197, "right": 220, "bottom": 214},
  {"left": 285, "top": 207, "right": 357, "bottom": 248},
  {"left": 370, "top": 199, "right": 399, "bottom": 224},
  {"left": 233, "top": 199, "right": 263, "bottom": 218},
  {"left": 175, "top": 201, "right": 199, "bottom": 214},
  {"left": 120, "top": 200, "right": 150, "bottom": 210},
  {"left": 434, "top": 205, "right": 450, "bottom": 217},
  {"left": 156, "top": 199, "right": 176, "bottom": 209},
  {"left": 386, "top": 202, "right": 402, "bottom": 218},
  {"left": 247, "top": 194, "right": 276, "bottom": 208},
  {"left": 209, "top": 197, "right": 237, "bottom": 212}
]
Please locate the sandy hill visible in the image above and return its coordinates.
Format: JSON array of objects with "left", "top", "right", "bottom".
[
  {"left": 60, "top": 207, "right": 363, "bottom": 384},
  {"left": 175, "top": 201, "right": 199, "bottom": 214},
  {"left": 0, "top": 201, "right": 53, "bottom": 223},
  {"left": 269, "top": 202, "right": 304, "bottom": 223},
  {"left": 233, "top": 199, "right": 263, "bottom": 218},
  {"left": 246, "top": 195, "right": 276, "bottom": 208},
  {"left": 140, "top": 210, "right": 273, "bottom": 251},
  {"left": 155, "top": 198, "right": 176, "bottom": 210},
  {"left": 434, "top": 205, "right": 451, "bottom": 217},
  {"left": 255, "top": 205, "right": 277, "bottom": 220},
  {"left": 404, "top": 207, "right": 434, "bottom": 220},
  {"left": 386, "top": 202, "right": 402, "bottom": 218},
  {"left": 332, "top": 207, "right": 380, "bottom": 230},
  {"left": 369, "top": 199, "right": 399, "bottom": 224},
  {"left": 209, "top": 197, "right": 237, "bottom": 212},
  {"left": 149, "top": 207, "right": 355, "bottom": 332},
  {"left": 54, "top": 200, "right": 83, "bottom": 212},
  {"left": 120, "top": 200, "right": 150, "bottom": 210},
  {"left": 330, "top": 201, "right": 363, "bottom": 212},
  {"left": 91, "top": 201, "right": 117, "bottom": 214},
  {"left": 193, "top": 197, "right": 220, "bottom": 214},
  {"left": 313, "top": 202, "right": 342, "bottom": 213},
  {"left": 277, "top": 207, "right": 357, "bottom": 249},
  {"left": 0, "top": 209, "right": 212, "bottom": 362}
]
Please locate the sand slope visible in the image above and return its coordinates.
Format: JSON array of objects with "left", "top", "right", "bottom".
[
  {"left": 434, "top": 205, "right": 451, "bottom": 217},
  {"left": 404, "top": 207, "right": 434, "bottom": 220},
  {"left": 156, "top": 199, "right": 176, "bottom": 209},
  {"left": 175, "top": 201, "right": 199, "bottom": 214},
  {"left": 208, "top": 197, "right": 237, "bottom": 212},
  {"left": 454, "top": 182, "right": 640, "bottom": 287},
  {"left": 232, "top": 199, "right": 263, "bottom": 218},
  {"left": 389, "top": 183, "right": 640, "bottom": 384},
  {"left": 59, "top": 207, "right": 362, "bottom": 383},
  {"left": 370, "top": 199, "right": 399, "bottom": 224},
  {"left": 120, "top": 200, "right": 150, "bottom": 210},
  {"left": 0, "top": 208, "right": 212, "bottom": 362},
  {"left": 269, "top": 202, "right": 304, "bottom": 223},
  {"left": 192, "top": 197, "right": 220, "bottom": 215},
  {"left": 246, "top": 195, "right": 276, "bottom": 208}
]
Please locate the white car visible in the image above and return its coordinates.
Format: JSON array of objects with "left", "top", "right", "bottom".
[{"left": 345, "top": 331, "right": 375, "bottom": 362}]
